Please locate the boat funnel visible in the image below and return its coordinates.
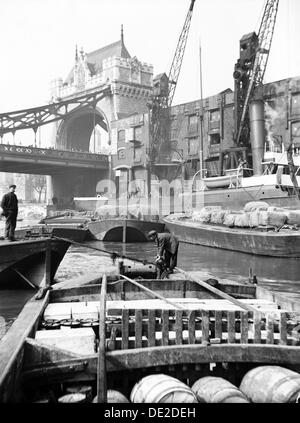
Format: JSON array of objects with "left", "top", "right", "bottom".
[{"left": 249, "top": 99, "right": 265, "bottom": 176}]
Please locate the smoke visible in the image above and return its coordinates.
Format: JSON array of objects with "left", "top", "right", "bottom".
[{"left": 264, "top": 99, "right": 285, "bottom": 152}]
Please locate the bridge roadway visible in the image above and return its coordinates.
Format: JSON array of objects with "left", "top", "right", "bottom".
[{"left": 0, "top": 143, "right": 109, "bottom": 174}]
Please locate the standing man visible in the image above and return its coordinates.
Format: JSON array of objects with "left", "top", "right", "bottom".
[
  {"left": 148, "top": 230, "right": 179, "bottom": 277},
  {"left": 1, "top": 184, "right": 18, "bottom": 241}
]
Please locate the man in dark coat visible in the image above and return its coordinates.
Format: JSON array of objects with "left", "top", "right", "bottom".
[
  {"left": 148, "top": 230, "right": 179, "bottom": 277},
  {"left": 1, "top": 184, "right": 18, "bottom": 241}
]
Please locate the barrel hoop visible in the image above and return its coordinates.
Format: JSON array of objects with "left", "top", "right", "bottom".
[
  {"left": 218, "top": 390, "right": 247, "bottom": 403},
  {"left": 265, "top": 374, "right": 300, "bottom": 403},
  {"left": 215, "top": 385, "right": 245, "bottom": 404},
  {"left": 206, "top": 386, "right": 244, "bottom": 403},
  {"left": 151, "top": 385, "right": 194, "bottom": 403}
]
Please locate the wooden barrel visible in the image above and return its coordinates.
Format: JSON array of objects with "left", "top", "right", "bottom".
[
  {"left": 130, "top": 374, "right": 198, "bottom": 403},
  {"left": 92, "top": 390, "right": 129, "bottom": 403},
  {"left": 58, "top": 393, "right": 86, "bottom": 403},
  {"left": 191, "top": 376, "right": 249, "bottom": 403},
  {"left": 240, "top": 366, "right": 300, "bottom": 403}
]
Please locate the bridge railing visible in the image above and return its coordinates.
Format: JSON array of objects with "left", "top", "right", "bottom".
[{"left": 0, "top": 143, "right": 109, "bottom": 162}]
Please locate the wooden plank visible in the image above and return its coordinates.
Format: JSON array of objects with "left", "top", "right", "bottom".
[
  {"left": 119, "top": 274, "right": 185, "bottom": 310},
  {"left": 147, "top": 310, "right": 156, "bottom": 347},
  {"left": 254, "top": 311, "right": 262, "bottom": 344},
  {"left": 121, "top": 309, "right": 129, "bottom": 350},
  {"left": 266, "top": 313, "right": 274, "bottom": 345},
  {"left": 215, "top": 311, "right": 222, "bottom": 342},
  {"left": 227, "top": 311, "right": 236, "bottom": 344},
  {"left": 12, "top": 268, "right": 38, "bottom": 289},
  {"left": 162, "top": 310, "right": 169, "bottom": 346},
  {"left": 22, "top": 344, "right": 300, "bottom": 384},
  {"left": 175, "top": 268, "right": 257, "bottom": 312},
  {"left": 240, "top": 311, "right": 249, "bottom": 344},
  {"left": 279, "top": 312, "right": 287, "bottom": 345},
  {"left": 135, "top": 309, "right": 143, "bottom": 349},
  {"left": 175, "top": 311, "right": 183, "bottom": 345},
  {"left": 97, "top": 273, "right": 107, "bottom": 403},
  {"left": 0, "top": 292, "right": 49, "bottom": 403},
  {"left": 24, "top": 338, "right": 80, "bottom": 368},
  {"left": 45, "top": 238, "right": 52, "bottom": 287},
  {"left": 201, "top": 310, "right": 210, "bottom": 343},
  {"left": 188, "top": 311, "right": 195, "bottom": 344}
]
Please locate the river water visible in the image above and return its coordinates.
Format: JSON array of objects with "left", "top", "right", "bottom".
[{"left": 1, "top": 233, "right": 300, "bottom": 336}]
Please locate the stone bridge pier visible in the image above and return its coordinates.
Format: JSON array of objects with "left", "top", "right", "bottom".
[{"left": 50, "top": 169, "right": 107, "bottom": 208}]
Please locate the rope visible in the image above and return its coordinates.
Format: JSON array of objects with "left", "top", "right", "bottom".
[
  {"left": 51, "top": 235, "right": 155, "bottom": 266},
  {"left": 52, "top": 236, "right": 254, "bottom": 311}
]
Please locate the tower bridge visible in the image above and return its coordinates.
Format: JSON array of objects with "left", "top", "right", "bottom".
[{"left": 0, "top": 28, "right": 153, "bottom": 205}]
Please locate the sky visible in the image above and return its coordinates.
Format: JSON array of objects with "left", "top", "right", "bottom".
[{"left": 0, "top": 0, "right": 299, "bottom": 114}]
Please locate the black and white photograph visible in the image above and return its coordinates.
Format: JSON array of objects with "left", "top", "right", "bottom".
[{"left": 0, "top": 0, "right": 299, "bottom": 409}]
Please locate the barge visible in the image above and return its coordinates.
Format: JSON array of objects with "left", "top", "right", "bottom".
[
  {"left": 1, "top": 265, "right": 300, "bottom": 403},
  {"left": 0, "top": 237, "right": 70, "bottom": 288},
  {"left": 163, "top": 215, "right": 300, "bottom": 258}
]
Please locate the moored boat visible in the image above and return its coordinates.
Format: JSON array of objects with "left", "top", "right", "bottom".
[
  {"left": 0, "top": 237, "right": 71, "bottom": 288},
  {"left": 1, "top": 265, "right": 300, "bottom": 403},
  {"left": 163, "top": 214, "right": 300, "bottom": 258}
]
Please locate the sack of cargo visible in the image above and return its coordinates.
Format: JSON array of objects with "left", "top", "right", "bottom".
[
  {"left": 244, "top": 201, "right": 269, "bottom": 212},
  {"left": 286, "top": 210, "right": 300, "bottom": 226},
  {"left": 267, "top": 206, "right": 286, "bottom": 213},
  {"left": 199, "top": 209, "right": 211, "bottom": 223},
  {"left": 191, "top": 210, "right": 205, "bottom": 222},
  {"left": 258, "top": 210, "right": 269, "bottom": 226},
  {"left": 234, "top": 213, "right": 250, "bottom": 228},
  {"left": 96, "top": 205, "right": 118, "bottom": 217},
  {"left": 224, "top": 213, "right": 236, "bottom": 227},
  {"left": 210, "top": 210, "right": 230, "bottom": 225},
  {"left": 249, "top": 210, "right": 260, "bottom": 228},
  {"left": 192, "top": 206, "right": 220, "bottom": 223},
  {"left": 267, "top": 211, "right": 287, "bottom": 227}
]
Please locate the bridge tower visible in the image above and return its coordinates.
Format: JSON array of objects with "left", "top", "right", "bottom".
[{"left": 48, "top": 27, "right": 153, "bottom": 205}]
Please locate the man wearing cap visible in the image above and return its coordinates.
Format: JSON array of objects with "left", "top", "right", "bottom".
[
  {"left": 148, "top": 230, "right": 179, "bottom": 277},
  {"left": 1, "top": 184, "right": 18, "bottom": 241}
]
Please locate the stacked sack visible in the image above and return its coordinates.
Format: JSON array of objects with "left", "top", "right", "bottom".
[
  {"left": 224, "top": 211, "right": 245, "bottom": 227},
  {"left": 222, "top": 201, "right": 288, "bottom": 229},
  {"left": 210, "top": 209, "right": 231, "bottom": 225},
  {"left": 190, "top": 201, "right": 300, "bottom": 229},
  {"left": 285, "top": 210, "right": 300, "bottom": 226},
  {"left": 191, "top": 206, "right": 222, "bottom": 223}
]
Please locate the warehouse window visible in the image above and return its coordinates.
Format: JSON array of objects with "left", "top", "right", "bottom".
[
  {"left": 210, "top": 133, "right": 220, "bottom": 145},
  {"left": 292, "top": 94, "right": 300, "bottom": 115},
  {"left": 188, "top": 137, "right": 199, "bottom": 155},
  {"left": 188, "top": 114, "right": 198, "bottom": 133}
]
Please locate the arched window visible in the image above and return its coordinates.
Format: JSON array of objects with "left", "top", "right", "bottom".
[{"left": 118, "top": 129, "right": 125, "bottom": 144}]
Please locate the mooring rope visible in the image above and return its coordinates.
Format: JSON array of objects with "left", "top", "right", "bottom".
[{"left": 51, "top": 235, "right": 155, "bottom": 266}]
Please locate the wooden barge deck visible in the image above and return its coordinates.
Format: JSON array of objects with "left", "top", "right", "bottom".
[{"left": 1, "top": 269, "right": 300, "bottom": 403}]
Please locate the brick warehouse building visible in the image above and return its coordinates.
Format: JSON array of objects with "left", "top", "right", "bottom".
[{"left": 50, "top": 29, "right": 300, "bottom": 200}]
